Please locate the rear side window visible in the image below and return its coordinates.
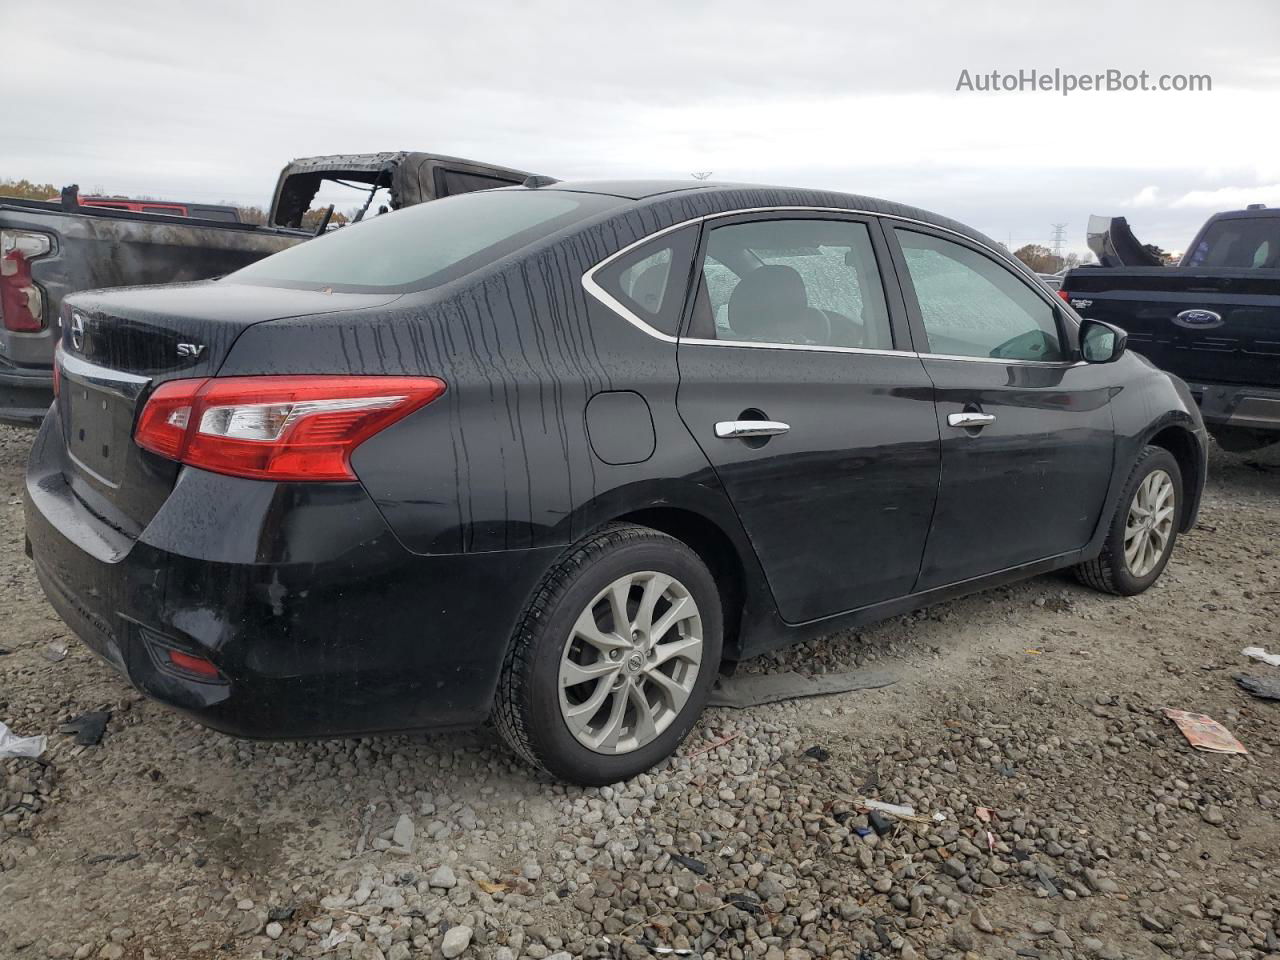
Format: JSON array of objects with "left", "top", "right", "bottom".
[
  {"left": 689, "top": 218, "right": 894, "bottom": 350},
  {"left": 1186, "top": 217, "right": 1280, "bottom": 268},
  {"left": 436, "top": 168, "right": 524, "bottom": 197},
  {"left": 592, "top": 226, "right": 698, "bottom": 336},
  {"left": 228, "top": 190, "right": 624, "bottom": 293},
  {"left": 895, "top": 229, "right": 1064, "bottom": 362}
]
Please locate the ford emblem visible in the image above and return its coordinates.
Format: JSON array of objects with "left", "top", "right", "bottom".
[{"left": 1173, "top": 308, "right": 1223, "bottom": 329}]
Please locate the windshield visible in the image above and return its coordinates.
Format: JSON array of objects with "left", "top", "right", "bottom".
[
  {"left": 229, "top": 189, "right": 624, "bottom": 293},
  {"left": 1185, "top": 216, "right": 1280, "bottom": 268}
]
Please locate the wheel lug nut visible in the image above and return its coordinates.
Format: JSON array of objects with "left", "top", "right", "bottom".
[{"left": 609, "top": 650, "right": 622, "bottom": 661}]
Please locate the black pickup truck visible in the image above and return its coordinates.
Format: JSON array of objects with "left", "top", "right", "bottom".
[
  {"left": 0, "top": 151, "right": 531, "bottom": 425},
  {"left": 1061, "top": 206, "right": 1280, "bottom": 451}
]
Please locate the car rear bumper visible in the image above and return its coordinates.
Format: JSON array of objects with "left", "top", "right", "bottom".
[
  {"left": 1188, "top": 380, "right": 1280, "bottom": 433},
  {"left": 0, "top": 357, "right": 53, "bottom": 427},
  {"left": 24, "top": 412, "right": 560, "bottom": 739}
]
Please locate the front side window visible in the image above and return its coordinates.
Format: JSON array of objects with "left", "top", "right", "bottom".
[
  {"left": 592, "top": 226, "right": 698, "bottom": 336},
  {"left": 896, "top": 229, "right": 1064, "bottom": 362},
  {"left": 689, "top": 218, "right": 894, "bottom": 350}
]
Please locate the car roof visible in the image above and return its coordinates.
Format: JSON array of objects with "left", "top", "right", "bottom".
[
  {"left": 541, "top": 180, "right": 731, "bottom": 200},
  {"left": 528, "top": 180, "right": 1013, "bottom": 267},
  {"left": 1202, "top": 207, "right": 1278, "bottom": 222}
]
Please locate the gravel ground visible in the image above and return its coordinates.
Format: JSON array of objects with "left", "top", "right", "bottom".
[{"left": 1, "top": 422, "right": 1278, "bottom": 960}]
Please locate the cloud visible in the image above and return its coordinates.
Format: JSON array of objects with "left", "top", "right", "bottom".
[
  {"left": 4, "top": 0, "right": 1279, "bottom": 257},
  {"left": 1170, "top": 184, "right": 1280, "bottom": 209},
  {"left": 1124, "top": 186, "right": 1161, "bottom": 208}
]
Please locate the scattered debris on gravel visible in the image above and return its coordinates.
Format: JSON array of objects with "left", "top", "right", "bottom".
[{"left": 1, "top": 423, "right": 1278, "bottom": 960}]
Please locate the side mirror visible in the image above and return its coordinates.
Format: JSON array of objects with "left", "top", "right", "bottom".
[{"left": 1079, "top": 318, "right": 1128, "bottom": 364}]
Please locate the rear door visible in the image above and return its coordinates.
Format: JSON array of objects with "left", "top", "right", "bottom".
[
  {"left": 886, "top": 225, "right": 1116, "bottom": 589},
  {"left": 675, "top": 212, "right": 940, "bottom": 623}
]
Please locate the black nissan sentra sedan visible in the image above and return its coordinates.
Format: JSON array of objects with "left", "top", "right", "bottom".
[{"left": 25, "top": 181, "right": 1207, "bottom": 784}]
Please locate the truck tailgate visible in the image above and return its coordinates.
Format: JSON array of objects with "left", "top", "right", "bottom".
[{"left": 1063, "top": 268, "right": 1280, "bottom": 389}]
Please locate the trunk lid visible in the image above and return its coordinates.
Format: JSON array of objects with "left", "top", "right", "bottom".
[
  {"left": 1062, "top": 267, "right": 1280, "bottom": 388},
  {"left": 56, "top": 279, "right": 400, "bottom": 536}
]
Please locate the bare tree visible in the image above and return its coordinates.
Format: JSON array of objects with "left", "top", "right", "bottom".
[{"left": 691, "top": 171, "right": 714, "bottom": 180}]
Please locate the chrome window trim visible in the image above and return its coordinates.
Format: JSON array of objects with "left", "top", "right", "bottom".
[
  {"left": 579, "top": 219, "right": 692, "bottom": 344},
  {"left": 580, "top": 205, "right": 1079, "bottom": 360},
  {"left": 682, "top": 337, "right": 918, "bottom": 358},
  {"left": 918, "top": 351, "right": 1085, "bottom": 368}
]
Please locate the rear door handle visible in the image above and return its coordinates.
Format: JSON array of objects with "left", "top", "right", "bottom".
[
  {"left": 715, "top": 420, "right": 790, "bottom": 439},
  {"left": 947, "top": 412, "right": 996, "bottom": 428}
]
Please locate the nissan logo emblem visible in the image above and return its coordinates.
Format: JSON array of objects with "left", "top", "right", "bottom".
[{"left": 70, "top": 311, "right": 86, "bottom": 350}]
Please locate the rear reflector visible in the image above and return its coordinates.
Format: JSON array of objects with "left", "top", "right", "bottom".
[
  {"left": 1057, "top": 289, "right": 1071, "bottom": 302},
  {"left": 167, "top": 649, "right": 222, "bottom": 680},
  {"left": 135, "top": 375, "right": 446, "bottom": 481}
]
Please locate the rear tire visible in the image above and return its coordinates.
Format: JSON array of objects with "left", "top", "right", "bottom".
[
  {"left": 1075, "top": 445, "right": 1181, "bottom": 596},
  {"left": 494, "top": 523, "right": 722, "bottom": 785}
]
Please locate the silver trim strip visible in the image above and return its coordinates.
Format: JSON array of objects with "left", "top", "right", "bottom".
[
  {"left": 579, "top": 204, "right": 1080, "bottom": 364},
  {"left": 919, "top": 352, "right": 1085, "bottom": 368},
  {"left": 57, "top": 345, "right": 151, "bottom": 400},
  {"left": 683, "top": 337, "right": 917, "bottom": 358},
  {"left": 579, "top": 220, "right": 690, "bottom": 344}
]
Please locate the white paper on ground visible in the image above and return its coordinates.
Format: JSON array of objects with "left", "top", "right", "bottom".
[
  {"left": 0, "top": 721, "right": 47, "bottom": 758},
  {"left": 1242, "top": 647, "right": 1280, "bottom": 667}
]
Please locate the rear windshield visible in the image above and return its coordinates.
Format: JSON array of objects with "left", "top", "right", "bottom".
[
  {"left": 228, "top": 189, "right": 624, "bottom": 293},
  {"left": 1185, "top": 216, "right": 1280, "bottom": 268}
]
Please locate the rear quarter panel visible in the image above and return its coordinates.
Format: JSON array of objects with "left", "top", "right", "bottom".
[{"left": 219, "top": 208, "right": 736, "bottom": 562}]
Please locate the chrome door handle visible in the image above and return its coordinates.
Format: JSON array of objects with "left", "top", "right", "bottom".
[
  {"left": 947, "top": 412, "right": 996, "bottom": 428},
  {"left": 715, "top": 420, "right": 790, "bottom": 439}
]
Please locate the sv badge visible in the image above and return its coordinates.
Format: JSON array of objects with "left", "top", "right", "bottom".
[{"left": 177, "top": 343, "right": 206, "bottom": 358}]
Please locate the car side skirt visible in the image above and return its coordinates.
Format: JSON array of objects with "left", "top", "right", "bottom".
[{"left": 734, "top": 548, "right": 1085, "bottom": 660}]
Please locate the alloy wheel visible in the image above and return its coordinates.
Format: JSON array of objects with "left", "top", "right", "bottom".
[
  {"left": 1123, "top": 468, "right": 1176, "bottom": 578},
  {"left": 557, "top": 571, "right": 704, "bottom": 755}
]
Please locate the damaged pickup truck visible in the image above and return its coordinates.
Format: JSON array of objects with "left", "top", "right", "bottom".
[
  {"left": 1061, "top": 205, "right": 1280, "bottom": 451},
  {"left": 0, "top": 151, "right": 532, "bottom": 425}
]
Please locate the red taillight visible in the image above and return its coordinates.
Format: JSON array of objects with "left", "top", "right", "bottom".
[
  {"left": 0, "top": 230, "right": 52, "bottom": 333},
  {"left": 135, "top": 375, "right": 446, "bottom": 481},
  {"left": 1057, "top": 289, "right": 1071, "bottom": 302},
  {"left": 167, "top": 649, "right": 222, "bottom": 680}
]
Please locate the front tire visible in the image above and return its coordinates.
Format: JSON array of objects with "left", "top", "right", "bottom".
[
  {"left": 1076, "top": 445, "right": 1182, "bottom": 596},
  {"left": 494, "top": 524, "right": 723, "bottom": 785}
]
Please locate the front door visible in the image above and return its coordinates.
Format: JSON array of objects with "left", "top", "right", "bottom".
[
  {"left": 887, "top": 225, "right": 1117, "bottom": 590},
  {"left": 675, "top": 213, "right": 940, "bottom": 622}
]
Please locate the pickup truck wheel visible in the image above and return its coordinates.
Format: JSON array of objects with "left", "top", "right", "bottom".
[
  {"left": 1075, "top": 446, "right": 1182, "bottom": 596},
  {"left": 494, "top": 524, "right": 722, "bottom": 786}
]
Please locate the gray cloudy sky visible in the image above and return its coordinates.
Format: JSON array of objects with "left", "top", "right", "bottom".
[{"left": 7, "top": 0, "right": 1280, "bottom": 255}]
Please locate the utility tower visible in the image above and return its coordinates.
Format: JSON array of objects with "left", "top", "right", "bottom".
[{"left": 1050, "top": 222, "right": 1068, "bottom": 263}]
